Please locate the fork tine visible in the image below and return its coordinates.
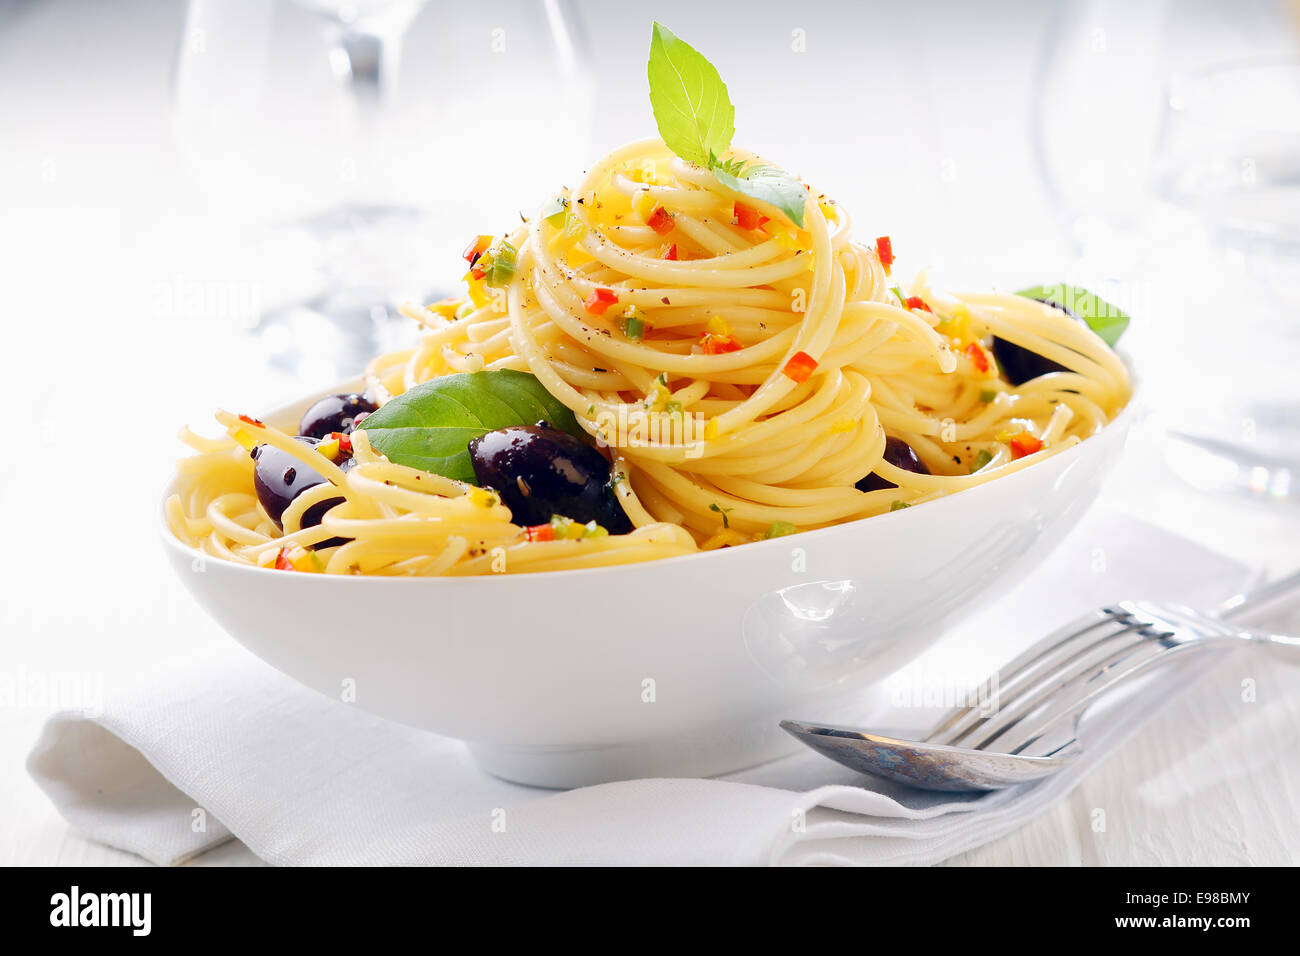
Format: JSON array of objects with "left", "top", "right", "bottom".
[
  {"left": 992, "top": 604, "right": 1239, "bottom": 755},
  {"left": 996, "top": 641, "right": 1208, "bottom": 756},
  {"left": 971, "top": 630, "right": 1181, "bottom": 753},
  {"left": 956, "top": 606, "right": 1190, "bottom": 754},
  {"left": 925, "top": 607, "right": 1143, "bottom": 746},
  {"left": 936, "top": 621, "right": 1155, "bottom": 748}
]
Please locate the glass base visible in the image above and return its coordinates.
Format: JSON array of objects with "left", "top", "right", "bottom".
[
  {"left": 251, "top": 203, "right": 453, "bottom": 381},
  {"left": 1159, "top": 420, "right": 1299, "bottom": 501}
]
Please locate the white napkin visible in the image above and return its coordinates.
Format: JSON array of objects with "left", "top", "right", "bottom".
[{"left": 27, "top": 512, "right": 1260, "bottom": 866}]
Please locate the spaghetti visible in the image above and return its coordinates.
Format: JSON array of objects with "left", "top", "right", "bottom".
[{"left": 167, "top": 138, "right": 1131, "bottom": 576}]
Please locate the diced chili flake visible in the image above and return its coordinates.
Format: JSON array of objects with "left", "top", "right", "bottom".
[
  {"left": 875, "top": 236, "right": 894, "bottom": 273},
  {"left": 660, "top": 243, "right": 678, "bottom": 261},
  {"left": 1008, "top": 431, "right": 1043, "bottom": 460},
  {"left": 646, "top": 205, "right": 675, "bottom": 235},
  {"left": 965, "top": 341, "right": 990, "bottom": 374},
  {"left": 237, "top": 413, "right": 265, "bottom": 428},
  {"left": 274, "top": 548, "right": 293, "bottom": 571},
  {"left": 523, "top": 523, "right": 555, "bottom": 542},
  {"left": 584, "top": 288, "right": 619, "bottom": 315},
  {"left": 905, "top": 296, "right": 932, "bottom": 313},
  {"left": 783, "top": 351, "right": 818, "bottom": 384},
  {"left": 701, "top": 333, "right": 742, "bottom": 355},
  {"left": 462, "top": 235, "right": 491, "bottom": 266},
  {"left": 733, "top": 202, "right": 768, "bottom": 231}
]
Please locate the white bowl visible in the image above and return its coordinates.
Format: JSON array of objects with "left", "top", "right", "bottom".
[{"left": 162, "top": 385, "right": 1134, "bottom": 788}]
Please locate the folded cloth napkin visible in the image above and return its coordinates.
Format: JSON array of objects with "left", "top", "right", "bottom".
[{"left": 28, "top": 511, "right": 1260, "bottom": 866}]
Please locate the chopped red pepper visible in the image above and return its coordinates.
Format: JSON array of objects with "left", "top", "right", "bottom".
[
  {"left": 329, "top": 431, "right": 354, "bottom": 457},
  {"left": 237, "top": 413, "right": 265, "bottom": 428},
  {"left": 646, "top": 205, "right": 675, "bottom": 235},
  {"left": 462, "top": 235, "right": 492, "bottom": 266},
  {"left": 905, "top": 296, "right": 932, "bottom": 313},
  {"left": 875, "top": 236, "right": 894, "bottom": 273},
  {"left": 965, "top": 341, "right": 990, "bottom": 374},
  {"left": 523, "top": 523, "right": 555, "bottom": 542},
  {"left": 1008, "top": 431, "right": 1043, "bottom": 460},
  {"left": 273, "top": 548, "right": 293, "bottom": 571},
  {"left": 782, "top": 351, "right": 819, "bottom": 384},
  {"left": 733, "top": 201, "right": 768, "bottom": 231},
  {"left": 583, "top": 288, "right": 619, "bottom": 315},
  {"left": 660, "top": 243, "right": 678, "bottom": 261},
  {"left": 700, "top": 333, "right": 742, "bottom": 355}
]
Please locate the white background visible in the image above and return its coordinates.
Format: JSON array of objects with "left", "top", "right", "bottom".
[{"left": 2, "top": 0, "right": 1298, "bottom": 865}]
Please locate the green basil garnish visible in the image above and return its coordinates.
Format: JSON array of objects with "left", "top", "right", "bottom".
[
  {"left": 1017, "top": 283, "right": 1130, "bottom": 348},
  {"left": 710, "top": 160, "right": 807, "bottom": 229},
  {"left": 647, "top": 22, "right": 734, "bottom": 168},
  {"left": 647, "top": 23, "right": 807, "bottom": 228},
  {"left": 359, "top": 370, "right": 582, "bottom": 484}
]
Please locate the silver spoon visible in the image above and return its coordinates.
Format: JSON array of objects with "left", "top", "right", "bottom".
[{"left": 781, "top": 570, "right": 1300, "bottom": 792}]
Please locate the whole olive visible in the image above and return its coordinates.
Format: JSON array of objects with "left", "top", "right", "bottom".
[
  {"left": 856, "top": 436, "right": 931, "bottom": 493},
  {"left": 298, "top": 393, "right": 378, "bottom": 440},
  {"left": 251, "top": 436, "right": 352, "bottom": 547},
  {"left": 469, "top": 422, "right": 633, "bottom": 533},
  {"left": 991, "top": 298, "right": 1079, "bottom": 386}
]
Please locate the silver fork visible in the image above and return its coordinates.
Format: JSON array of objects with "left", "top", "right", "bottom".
[{"left": 781, "top": 569, "right": 1300, "bottom": 792}]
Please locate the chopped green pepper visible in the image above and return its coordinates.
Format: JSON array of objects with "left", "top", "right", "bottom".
[{"left": 483, "top": 240, "right": 517, "bottom": 287}]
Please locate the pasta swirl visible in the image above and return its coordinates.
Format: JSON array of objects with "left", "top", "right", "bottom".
[{"left": 167, "top": 139, "right": 1130, "bottom": 575}]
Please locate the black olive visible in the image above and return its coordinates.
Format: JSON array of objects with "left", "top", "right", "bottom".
[
  {"left": 251, "top": 436, "right": 352, "bottom": 548},
  {"left": 991, "top": 298, "right": 1079, "bottom": 386},
  {"left": 298, "top": 393, "right": 378, "bottom": 439},
  {"left": 468, "top": 422, "right": 633, "bottom": 533},
  {"left": 856, "top": 436, "right": 931, "bottom": 493}
]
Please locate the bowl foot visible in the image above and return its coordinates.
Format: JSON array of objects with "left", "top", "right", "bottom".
[{"left": 467, "top": 722, "right": 801, "bottom": 789}]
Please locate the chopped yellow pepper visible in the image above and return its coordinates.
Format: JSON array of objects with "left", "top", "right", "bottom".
[
  {"left": 426, "top": 297, "right": 461, "bottom": 319},
  {"left": 631, "top": 189, "right": 657, "bottom": 221},
  {"left": 228, "top": 427, "right": 258, "bottom": 452},
  {"left": 464, "top": 275, "right": 492, "bottom": 310},
  {"left": 286, "top": 546, "right": 320, "bottom": 573},
  {"left": 465, "top": 487, "right": 499, "bottom": 509}
]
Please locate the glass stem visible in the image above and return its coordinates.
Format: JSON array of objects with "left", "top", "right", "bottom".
[{"left": 328, "top": 24, "right": 403, "bottom": 116}]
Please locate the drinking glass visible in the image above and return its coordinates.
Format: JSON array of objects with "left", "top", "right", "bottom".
[{"left": 1144, "top": 56, "right": 1300, "bottom": 499}]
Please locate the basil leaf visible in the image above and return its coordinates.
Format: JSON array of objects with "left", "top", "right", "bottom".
[
  {"left": 359, "top": 370, "right": 582, "bottom": 484},
  {"left": 648, "top": 22, "right": 734, "bottom": 167},
  {"left": 1017, "top": 283, "right": 1130, "bottom": 348},
  {"left": 709, "top": 160, "right": 808, "bottom": 228}
]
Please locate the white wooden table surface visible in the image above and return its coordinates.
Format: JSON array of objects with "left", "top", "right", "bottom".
[{"left": 2, "top": 0, "right": 1297, "bottom": 866}]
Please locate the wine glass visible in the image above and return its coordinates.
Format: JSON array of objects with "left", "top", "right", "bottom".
[{"left": 172, "top": 0, "right": 593, "bottom": 385}]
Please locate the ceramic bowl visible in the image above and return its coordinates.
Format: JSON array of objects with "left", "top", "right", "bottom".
[{"left": 162, "top": 384, "right": 1134, "bottom": 787}]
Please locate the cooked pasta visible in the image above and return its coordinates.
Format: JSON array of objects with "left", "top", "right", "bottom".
[{"left": 167, "top": 138, "right": 1130, "bottom": 576}]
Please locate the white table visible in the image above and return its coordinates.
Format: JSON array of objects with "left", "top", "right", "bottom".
[{"left": 2, "top": 0, "right": 1297, "bottom": 866}]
